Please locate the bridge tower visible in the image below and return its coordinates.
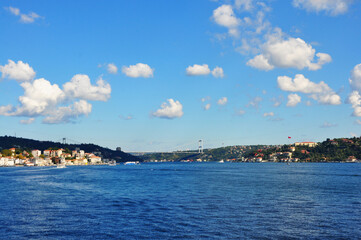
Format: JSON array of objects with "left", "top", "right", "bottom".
[
  {"left": 198, "top": 140, "right": 203, "bottom": 154},
  {"left": 62, "top": 138, "right": 66, "bottom": 144}
]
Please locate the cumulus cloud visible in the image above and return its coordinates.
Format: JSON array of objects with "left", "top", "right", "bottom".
[
  {"left": 349, "top": 63, "right": 361, "bottom": 92},
  {"left": 20, "top": 118, "right": 35, "bottom": 125},
  {"left": 347, "top": 64, "right": 361, "bottom": 117},
  {"left": 0, "top": 60, "right": 111, "bottom": 123},
  {"left": 0, "top": 60, "right": 36, "bottom": 82},
  {"left": 217, "top": 97, "right": 228, "bottom": 105},
  {"left": 122, "top": 63, "right": 154, "bottom": 78},
  {"left": 277, "top": 74, "right": 341, "bottom": 105},
  {"left": 263, "top": 112, "right": 274, "bottom": 117},
  {"left": 15, "top": 78, "right": 65, "bottom": 116},
  {"left": 152, "top": 99, "right": 183, "bottom": 119},
  {"left": 5, "top": 6, "right": 42, "bottom": 23},
  {"left": 63, "top": 74, "right": 111, "bottom": 101},
  {"left": 186, "top": 64, "right": 211, "bottom": 76},
  {"left": 287, "top": 93, "right": 301, "bottom": 107},
  {"left": 107, "top": 63, "right": 118, "bottom": 74},
  {"left": 212, "top": 66, "right": 224, "bottom": 78},
  {"left": 293, "top": 0, "right": 352, "bottom": 15},
  {"left": 43, "top": 100, "right": 92, "bottom": 124},
  {"left": 347, "top": 91, "right": 361, "bottom": 117},
  {"left": 212, "top": 5, "right": 240, "bottom": 37},
  {"left": 247, "top": 31, "right": 332, "bottom": 71},
  {"left": 187, "top": 65, "right": 224, "bottom": 78}
]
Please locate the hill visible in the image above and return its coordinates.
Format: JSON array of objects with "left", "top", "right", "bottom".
[
  {"left": 0, "top": 136, "right": 140, "bottom": 162},
  {"left": 141, "top": 136, "right": 361, "bottom": 162}
]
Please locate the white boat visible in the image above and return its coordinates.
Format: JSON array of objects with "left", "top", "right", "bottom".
[
  {"left": 124, "top": 161, "right": 140, "bottom": 165},
  {"left": 218, "top": 160, "right": 224, "bottom": 163},
  {"left": 108, "top": 160, "right": 116, "bottom": 166},
  {"left": 56, "top": 163, "right": 66, "bottom": 168}
]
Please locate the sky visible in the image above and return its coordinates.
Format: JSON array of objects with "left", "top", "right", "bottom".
[{"left": 0, "top": 0, "right": 361, "bottom": 152}]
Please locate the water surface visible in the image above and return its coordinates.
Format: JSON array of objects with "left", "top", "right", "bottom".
[{"left": 0, "top": 163, "right": 360, "bottom": 239}]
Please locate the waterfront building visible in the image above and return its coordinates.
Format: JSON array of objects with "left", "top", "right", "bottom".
[{"left": 31, "top": 149, "right": 41, "bottom": 158}]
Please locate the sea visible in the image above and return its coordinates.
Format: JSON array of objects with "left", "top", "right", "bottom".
[{"left": 0, "top": 162, "right": 360, "bottom": 239}]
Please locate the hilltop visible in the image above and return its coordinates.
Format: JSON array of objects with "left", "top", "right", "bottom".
[
  {"left": 140, "top": 136, "right": 361, "bottom": 162},
  {"left": 0, "top": 136, "right": 140, "bottom": 162}
]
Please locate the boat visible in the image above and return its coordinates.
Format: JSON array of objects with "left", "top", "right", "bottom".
[
  {"left": 218, "top": 160, "right": 224, "bottom": 163},
  {"left": 124, "top": 161, "right": 140, "bottom": 165},
  {"left": 108, "top": 160, "right": 116, "bottom": 166},
  {"left": 56, "top": 163, "right": 66, "bottom": 168}
]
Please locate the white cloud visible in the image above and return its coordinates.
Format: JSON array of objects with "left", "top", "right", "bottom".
[
  {"left": 43, "top": 100, "right": 92, "bottom": 124},
  {"left": 16, "top": 78, "right": 65, "bottom": 116},
  {"left": 306, "top": 100, "right": 313, "bottom": 106},
  {"left": 277, "top": 74, "right": 341, "bottom": 105},
  {"left": 271, "top": 95, "right": 283, "bottom": 107},
  {"left": 0, "top": 105, "right": 13, "bottom": 116},
  {"left": 63, "top": 74, "right": 111, "bottom": 101},
  {"left": 348, "top": 91, "right": 361, "bottom": 108},
  {"left": 217, "top": 97, "right": 228, "bottom": 105},
  {"left": 293, "top": 0, "right": 352, "bottom": 15},
  {"left": 247, "top": 54, "right": 274, "bottom": 71},
  {"left": 247, "top": 31, "right": 332, "bottom": 71},
  {"left": 186, "top": 64, "right": 211, "bottom": 76},
  {"left": 247, "top": 96, "right": 262, "bottom": 108},
  {"left": 347, "top": 91, "right": 361, "bottom": 117},
  {"left": 122, "top": 63, "right": 154, "bottom": 78},
  {"left": 6, "top": 6, "right": 42, "bottom": 23},
  {"left": 349, "top": 63, "right": 361, "bottom": 92},
  {"left": 212, "top": 66, "right": 224, "bottom": 78},
  {"left": 152, "top": 99, "right": 183, "bottom": 119},
  {"left": 287, "top": 93, "right": 301, "bottom": 107},
  {"left": 212, "top": 5, "right": 240, "bottom": 36},
  {"left": 263, "top": 112, "right": 274, "bottom": 117},
  {"left": 20, "top": 118, "right": 35, "bottom": 125},
  {"left": 107, "top": 63, "right": 118, "bottom": 74},
  {"left": 0, "top": 61, "right": 111, "bottom": 123},
  {"left": 7, "top": 6, "right": 20, "bottom": 16},
  {"left": 20, "top": 12, "right": 41, "bottom": 23},
  {"left": 204, "top": 103, "right": 211, "bottom": 110},
  {"left": 320, "top": 121, "right": 337, "bottom": 128},
  {"left": 0, "top": 60, "right": 36, "bottom": 82},
  {"left": 235, "top": 0, "right": 253, "bottom": 11}
]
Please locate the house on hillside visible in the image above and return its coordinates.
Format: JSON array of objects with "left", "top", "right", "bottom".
[{"left": 295, "top": 142, "right": 317, "bottom": 147}]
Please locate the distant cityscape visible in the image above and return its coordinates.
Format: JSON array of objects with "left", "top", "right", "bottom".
[
  {"left": 1, "top": 137, "right": 360, "bottom": 167},
  {"left": 0, "top": 147, "right": 104, "bottom": 167}
]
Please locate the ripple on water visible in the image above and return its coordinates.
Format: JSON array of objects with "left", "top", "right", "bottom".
[{"left": 0, "top": 163, "right": 360, "bottom": 239}]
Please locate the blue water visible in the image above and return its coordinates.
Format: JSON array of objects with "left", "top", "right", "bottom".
[{"left": 0, "top": 163, "right": 360, "bottom": 239}]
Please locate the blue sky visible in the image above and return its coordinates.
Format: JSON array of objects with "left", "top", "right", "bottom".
[{"left": 0, "top": 0, "right": 361, "bottom": 152}]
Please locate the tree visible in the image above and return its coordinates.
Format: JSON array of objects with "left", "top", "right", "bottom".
[{"left": 1, "top": 149, "right": 12, "bottom": 156}]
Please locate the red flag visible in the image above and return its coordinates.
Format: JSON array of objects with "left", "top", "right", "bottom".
[{"left": 288, "top": 136, "right": 291, "bottom": 139}]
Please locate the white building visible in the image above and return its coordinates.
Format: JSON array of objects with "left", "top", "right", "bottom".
[{"left": 31, "top": 150, "right": 41, "bottom": 158}]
